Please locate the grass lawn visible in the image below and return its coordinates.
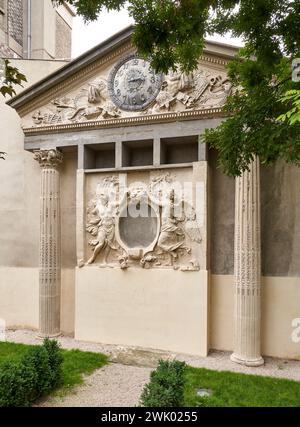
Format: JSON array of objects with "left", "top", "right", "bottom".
[
  {"left": 1, "top": 342, "right": 299, "bottom": 407},
  {"left": 0, "top": 341, "right": 108, "bottom": 397},
  {"left": 184, "top": 366, "right": 300, "bottom": 407}
]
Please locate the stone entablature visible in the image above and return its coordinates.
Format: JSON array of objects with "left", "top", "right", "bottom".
[{"left": 21, "top": 108, "right": 226, "bottom": 137}]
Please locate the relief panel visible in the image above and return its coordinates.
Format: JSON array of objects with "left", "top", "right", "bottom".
[
  {"left": 25, "top": 54, "right": 232, "bottom": 128},
  {"left": 82, "top": 168, "right": 206, "bottom": 271}
]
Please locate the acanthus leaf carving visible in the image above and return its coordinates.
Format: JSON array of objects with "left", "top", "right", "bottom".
[{"left": 33, "top": 149, "right": 63, "bottom": 169}]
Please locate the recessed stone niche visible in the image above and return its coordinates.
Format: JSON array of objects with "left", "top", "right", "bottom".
[
  {"left": 161, "top": 135, "right": 199, "bottom": 164},
  {"left": 118, "top": 203, "right": 158, "bottom": 248},
  {"left": 85, "top": 143, "right": 115, "bottom": 169},
  {"left": 122, "top": 140, "right": 153, "bottom": 167}
]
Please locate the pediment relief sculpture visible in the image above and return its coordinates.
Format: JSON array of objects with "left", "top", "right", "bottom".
[
  {"left": 85, "top": 174, "right": 202, "bottom": 271},
  {"left": 29, "top": 54, "right": 232, "bottom": 127},
  {"left": 32, "top": 78, "right": 121, "bottom": 126}
]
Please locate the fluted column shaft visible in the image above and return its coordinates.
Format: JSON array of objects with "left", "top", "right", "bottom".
[
  {"left": 231, "top": 157, "right": 264, "bottom": 366},
  {"left": 34, "top": 149, "right": 63, "bottom": 337}
]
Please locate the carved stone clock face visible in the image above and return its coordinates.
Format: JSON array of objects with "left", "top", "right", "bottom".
[{"left": 108, "top": 55, "right": 163, "bottom": 111}]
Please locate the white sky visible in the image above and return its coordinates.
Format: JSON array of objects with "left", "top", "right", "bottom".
[{"left": 72, "top": 9, "right": 243, "bottom": 59}]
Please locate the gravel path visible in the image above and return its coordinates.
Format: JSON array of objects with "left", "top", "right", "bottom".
[
  {"left": 5, "top": 329, "right": 300, "bottom": 407},
  {"left": 36, "top": 363, "right": 151, "bottom": 407}
]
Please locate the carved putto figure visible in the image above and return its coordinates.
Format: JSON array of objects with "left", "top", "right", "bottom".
[
  {"left": 157, "top": 189, "right": 191, "bottom": 266},
  {"left": 152, "top": 81, "right": 177, "bottom": 112},
  {"left": 86, "top": 177, "right": 120, "bottom": 265},
  {"left": 198, "top": 76, "right": 232, "bottom": 107},
  {"left": 88, "top": 79, "right": 107, "bottom": 104}
]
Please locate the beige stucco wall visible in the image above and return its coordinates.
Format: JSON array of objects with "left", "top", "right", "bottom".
[
  {"left": 0, "top": 267, "right": 75, "bottom": 335},
  {"left": 0, "top": 267, "right": 39, "bottom": 329},
  {"left": 210, "top": 274, "right": 300, "bottom": 359},
  {"left": 0, "top": 59, "right": 68, "bottom": 269},
  {"left": 0, "top": 59, "right": 76, "bottom": 335},
  {"left": 209, "top": 274, "right": 234, "bottom": 351},
  {"left": 60, "top": 268, "right": 76, "bottom": 335},
  {"left": 1, "top": 267, "right": 299, "bottom": 359},
  {"left": 261, "top": 276, "right": 300, "bottom": 359},
  {"left": 75, "top": 267, "right": 209, "bottom": 356}
]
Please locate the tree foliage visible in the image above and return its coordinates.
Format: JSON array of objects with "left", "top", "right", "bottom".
[
  {"left": 277, "top": 90, "right": 300, "bottom": 125},
  {"left": 2, "top": 1, "right": 299, "bottom": 175},
  {"left": 52, "top": 1, "right": 300, "bottom": 175},
  {"left": 0, "top": 59, "right": 26, "bottom": 97},
  {"left": 0, "top": 60, "right": 26, "bottom": 159},
  {"left": 203, "top": 51, "right": 300, "bottom": 175}
]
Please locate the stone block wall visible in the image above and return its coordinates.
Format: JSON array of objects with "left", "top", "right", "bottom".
[
  {"left": 0, "top": 0, "right": 73, "bottom": 59},
  {"left": 7, "top": 0, "right": 23, "bottom": 47},
  {"left": 55, "top": 12, "right": 72, "bottom": 60}
]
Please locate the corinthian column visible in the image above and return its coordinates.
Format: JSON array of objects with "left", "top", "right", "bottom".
[
  {"left": 231, "top": 157, "right": 264, "bottom": 366},
  {"left": 34, "top": 149, "right": 63, "bottom": 337}
]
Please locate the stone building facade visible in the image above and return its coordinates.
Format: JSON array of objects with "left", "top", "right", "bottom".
[
  {"left": 0, "top": 1, "right": 73, "bottom": 342},
  {"left": 1, "top": 26, "right": 300, "bottom": 363},
  {"left": 0, "top": 0, "right": 75, "bottom": 59}
]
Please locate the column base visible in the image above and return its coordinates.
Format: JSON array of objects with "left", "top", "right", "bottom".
[
  {"left": 37, "top": 332, "right": 62, "bottom": 340},
  {"left": 230, "top": 352, "right": 264, "bottom": 367}
]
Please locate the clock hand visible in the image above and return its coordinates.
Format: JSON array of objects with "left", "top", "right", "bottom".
[{"left": 128, "top": 76, "right": 145, "bottom": 82}]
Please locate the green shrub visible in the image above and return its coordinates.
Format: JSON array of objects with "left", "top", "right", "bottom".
[
  {"left": 21, "top": 345, "right": 53, "bottom": 397},
  {"left": 0, "top": 361, "right": 37, "bottom": 407},
  {"left": 140, "top": 359, "right": 186, "bottom": 407},
  {"left": 42, "top": 338, "right": 63, "bottom": 388},
  {"left": 0, "top": 339, "right": 63, "bottom": 407}
]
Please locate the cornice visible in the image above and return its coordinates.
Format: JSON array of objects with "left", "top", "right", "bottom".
[{"left": 22, "top": 108, "right": 226, "bottom": 136}]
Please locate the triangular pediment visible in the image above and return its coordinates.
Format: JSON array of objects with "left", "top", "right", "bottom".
[{"left": 7, "top": 26, "right": 238, "bottom": 133}]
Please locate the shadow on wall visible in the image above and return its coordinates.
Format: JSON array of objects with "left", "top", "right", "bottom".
[
  {"left": 261, "top": 161, "right": 300, "bottom": 277},
  {"left": 209, "top": 149, "right": 235, "bottom": 276},
  {"left": 208, "top": 151, "right": 300, "bottom": 278}
]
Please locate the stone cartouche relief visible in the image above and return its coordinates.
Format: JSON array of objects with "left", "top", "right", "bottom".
[
  {"left": 85, "top": 174, "right": 202, "bottom": 270},
  {"left": 30, "top": 65, "right": 232, "bottom": 127}
]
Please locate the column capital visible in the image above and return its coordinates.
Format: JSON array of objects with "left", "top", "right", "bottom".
[{"left": 34, "top": 149, "right": 63, "bottom": 169}]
